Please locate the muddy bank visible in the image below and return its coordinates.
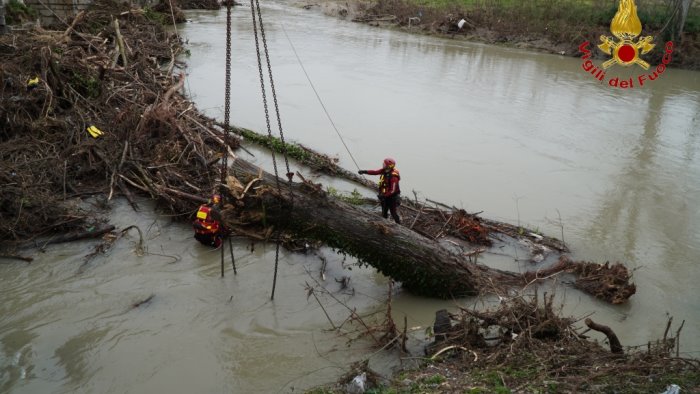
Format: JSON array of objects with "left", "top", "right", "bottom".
[{"left": 295, "top": 0, "right": 700, "bottom": 70}]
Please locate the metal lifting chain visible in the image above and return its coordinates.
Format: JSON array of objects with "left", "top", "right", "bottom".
[
  {"left": 253, "top": 0, "right": 293, "bottom": 191},
  {"left": 250, "top": 0, "right": 288, "bottom": 299},
  {"left": 251, "top": 0, "right": 294, "bottom": 202},
  {"left": 220, "top": 1, "right": 236, "bottom": 278},
  {"left": 250, "top": 0, "right": 282, "bottom": 195},
  {"left": 222, "top": 2, "right": 232, "bottom": 189}
]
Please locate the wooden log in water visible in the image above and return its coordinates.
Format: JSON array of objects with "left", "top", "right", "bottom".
[{"left": 230, "top": 159, "right": 523, "bottom": 298}]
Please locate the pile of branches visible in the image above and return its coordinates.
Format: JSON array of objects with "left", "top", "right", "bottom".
[
  {"left": 399, "top": 202, "right": 492, "bottom": 246},
  {"left": 177, "top": 0, "right": 221, "bottom": 10},
  {"left": 420, "top": 293, "right": 698, "bottom": 392},
  {"left": 0, "top": 0, "right": 238, "bottom": 242},
  {"left": 525, "top": 256, "right": 637, "bottom": 304}
]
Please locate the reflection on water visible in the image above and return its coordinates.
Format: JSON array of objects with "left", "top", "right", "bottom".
[
  {"left": 0, "top": 199, "right": 396, "bottom": 393},
  {"left": 2, "top": 1, "right": 700, "bottom": 392}
]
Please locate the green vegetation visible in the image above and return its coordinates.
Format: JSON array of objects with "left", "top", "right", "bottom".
[
  {"left": 421, "top": 373, "right": 446, "bottom": 385},
  {"left": 71, "top": 71, "right": 101, "bottom": 98},
  {"left": 366, "top": 0, "right": 700, "bottom": 68},
  {"left": 4, "top": 0, "right": 37, "bottom": 25},
  {"left": 326, "top": 187, "right": 365, "bottom": 205},
  {"left": 310, "top": 361, "right": 699, "bottom": 394},
  {"left": 234, "top": 127, "right": 312, "bottom": 163},
  {"left": 143, "top": 6, "right": 167, "bottom": 25},
  {"left": 399, "top": 0, "right": 700, "bottom": 34}
]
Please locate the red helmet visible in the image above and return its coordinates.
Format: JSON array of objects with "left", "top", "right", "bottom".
[
  {"left": 383, "top": 157, "right": 396, "bottom": 168},
  {"left": 210, "top": 194, "right": 221, "bottom": 204}
]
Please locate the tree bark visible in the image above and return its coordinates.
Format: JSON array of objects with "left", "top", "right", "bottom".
[
  {"left": 230, "top": 159, "right": 523, "bottom": 298},
  {"left": 678, "top": 0, "right": 692, "bottom": 38},
  {"left": 668, "top": 0, "right": 693, "bottom": 42},
  {"left": 585, "top": 318, "right": 623, "bottom": 354}
]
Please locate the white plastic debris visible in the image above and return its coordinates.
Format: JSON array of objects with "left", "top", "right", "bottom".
[
  {"left": 457, "top": 19, "right": 466, "bottom": 29},
  {"left": 660, "top": 384, "right": 681, "bottom": 394},
  {"left": 346, "top": 372, "right": 367, "bottom": 394},
  {"left": 528, "top": 232, "right": 544, "bottom": 241}
]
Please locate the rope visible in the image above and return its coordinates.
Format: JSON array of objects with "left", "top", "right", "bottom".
[
  {"left": 166, "top": 0, "right": 179, "bottom": 40},
  {"left": 280, "top": 25, "right": 362, "bottom": 171}
]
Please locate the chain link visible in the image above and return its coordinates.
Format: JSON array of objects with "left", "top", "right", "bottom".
[
  {"left": 221, "top": 2, "right": 232, "bottom": 194},
  {"left": 250, "top": 0, "right": 282, "bottom": 195},
  {"left": 250, "top": 0, "right": 294, "bottom": 300},
  {"left": 253, "top": 0, "right": 293, "bottom": 193}
]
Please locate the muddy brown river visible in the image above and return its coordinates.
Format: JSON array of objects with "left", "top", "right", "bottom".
[{"left": 2, "top": 1, "right": 699, "bottom": 392}]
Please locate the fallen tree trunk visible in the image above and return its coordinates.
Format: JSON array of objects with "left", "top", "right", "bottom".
[{"left": 230, "top": 159, "right": 523, "bottom": 298}]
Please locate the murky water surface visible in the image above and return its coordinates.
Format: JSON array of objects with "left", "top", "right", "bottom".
[{"left": 2, "top": 1, "right": 699, "bottom": 392}]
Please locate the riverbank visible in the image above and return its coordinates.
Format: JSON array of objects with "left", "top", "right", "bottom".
[
  {"left": 2, "top": 2, "right": 699, "bottom": 392},
  {"left": 295, "top": 0, "right": 700, "bottom": 70},
  {"left": 308, "top": 293, "right": 700, "bottom": 393}
]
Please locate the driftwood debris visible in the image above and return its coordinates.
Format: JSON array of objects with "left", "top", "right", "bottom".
[
  {"left": 525, "top": 256, "right": 636, "bottom": 304},
  {"left": 132, "top": 294, "right": 155, "bottom": 308},
  {"left": 0, "top": 1, "right": 635, "bottom": 304},
  {"left": 0, "top": 0, "right": 239, "bottom": 242},
  {"left": 227, "top": 159, "right": 636, "bottom": 301},
  {"left": 585, "top": 318, "right": 623, "bottom": 353},
  {"left": 378, "top": 294, "right": 700, "bottom": 394},
  {"left": 0, "top": 254, "right": 34, "bottom": 262}
]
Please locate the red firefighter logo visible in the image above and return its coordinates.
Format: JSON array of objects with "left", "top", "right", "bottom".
[{"left": 598, "top": 0, "right": 655, "bottom": 69}]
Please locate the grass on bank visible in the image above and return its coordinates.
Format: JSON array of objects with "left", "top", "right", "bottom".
[
  {"left": 4, "top": 0, "right": 37, "bottom": 24},
  {"left": 378, "top": 0, "right": 700, "bottom": 38}
]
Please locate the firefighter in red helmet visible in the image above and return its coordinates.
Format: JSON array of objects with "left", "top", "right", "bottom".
[
  {"left": 193, "top": 193, "right": 225, "bottom": 248},
  {"left": 358, "top": 158, "right": 401, "bottom": 224}
]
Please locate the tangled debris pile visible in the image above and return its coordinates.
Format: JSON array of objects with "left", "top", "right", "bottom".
[
  {"left": 417, "top": 294, "right": 698, "bottom": 393},
  {"left": 398, "top": 203, "right": 493, "bottom": 246},
  {"left": 525, "top": 256, "right": 637, "bottom": 304},
  {"left": 319, "top": 293, "right": 699, "bottom": 393},
  {"left": 0, "top": 0, "right": 238, "bottom": 242},
  {"left": 1, "top": 0, "right": 638, "bottom": 308}
]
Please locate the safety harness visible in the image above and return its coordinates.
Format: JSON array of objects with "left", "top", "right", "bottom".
[
  {"left": 194, "top": 205, "right": 220, "bottom": 235},
  {"left": 379, "top": 169, "right": 401, "bottom": 196}
]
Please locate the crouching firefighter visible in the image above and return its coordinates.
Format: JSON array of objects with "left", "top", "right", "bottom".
[
  {"left": 358, "top": 157, "right": 402, "bottom": 224},
  {"left": 193, "top": 193, "right": 227, "bottom": 248}
]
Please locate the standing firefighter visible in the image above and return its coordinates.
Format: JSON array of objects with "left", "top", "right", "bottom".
[
  {"left": 193, "top": 194, "right": 226, "bottom": 248},
  {"left": 359, "top": 158, "right": 402, "bottom": 224}
]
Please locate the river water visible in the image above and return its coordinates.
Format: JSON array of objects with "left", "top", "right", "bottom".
[{"left": 2, "top": 1, "right": 699, "bottom": 392}]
